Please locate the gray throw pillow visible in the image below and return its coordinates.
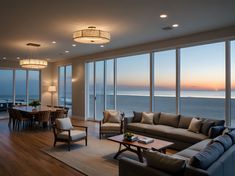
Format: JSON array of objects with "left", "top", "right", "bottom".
[
  {"left": 208, "top": 126, "right": 225, "bottom": 138},
  {"left": 188, "top": 118, "right": 202, "bottom": 133},
  {"left": 143, "top": 150, "right": 186, "bottom": 174},
  {"left": 227, "top": 130, "right": 235, "bottom": 144},
  {"left": 213, "top": 134, "right": 232, "bottom": 151},
  {"left": 190, "top": 142, "right": 224, "bottom": 170},
  {"left": 132, "top": 111, "right": 142, "bottom": 122},
  {"left": 153, "top": 112, "right": 160, "bottom": 124},
  {"left": 201, "top": 119, "right": 215, "bottom": 136}
]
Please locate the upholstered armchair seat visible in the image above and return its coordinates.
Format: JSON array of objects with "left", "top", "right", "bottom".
[
  {"left": 101, "top": 123, "right": 121, "bottom": 132},
  {"left": 57, "top": 130, "right": 86, "bottom": 140}
]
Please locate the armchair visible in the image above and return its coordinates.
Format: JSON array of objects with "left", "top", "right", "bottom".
[
  {"left": 99, "top": 110, "right": 124, "bottom": 139},
  {"left": 53, "top": 118, "right": 88, "bottom": 151}
]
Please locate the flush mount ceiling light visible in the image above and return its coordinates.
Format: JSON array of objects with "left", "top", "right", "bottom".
[
  {"left": 73, "top": 26, "right": 111, "bottom": 44},
  {"left": 19, "top": 43, "right": 48, "bottom": 69}
]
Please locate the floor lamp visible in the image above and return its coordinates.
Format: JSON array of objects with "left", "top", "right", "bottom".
[{"left": 48, "top": 85, "right": 56, "bottom": 107}]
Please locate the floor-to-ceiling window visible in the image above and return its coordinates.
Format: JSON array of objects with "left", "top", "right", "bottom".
[
  {"left": 58, "top": 65, "right": 72, "bottom": 113},
  {"left": 180, "top": 42, "right": 225, "bottom": 119},
  {"left": 117, "top": 54, "right": 150, "bottom": 116},
  {"left": 0, "top": 70, "right": 13, "bottom": 111},
  {"left": 154, "top": 50, "right": 176, "bottom": 113},
  {"left": 95, "top": 61, "right": 105, "bottom": 120},
  {"left": 28, "top": 70, "right": 40, "bottom": 103},
  {"left": 86, "top": 62, "right": 94, "bottom": 119},
  {"left": 231, "top": 40, "right": 235, "bottom": 126},
  {"left": 106, "top": 59, "right": 115, "bottom": 110},
  {"left": 15, "top": 70, "right": 27, "bottom": 105}
]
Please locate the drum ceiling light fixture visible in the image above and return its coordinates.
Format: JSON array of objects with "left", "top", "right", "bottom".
[
  {"left": 73, "top": 26, "right": 111, "bottom": 44},
  {"left": 19, "top": 43, "right": 48, "bottom": 69}
]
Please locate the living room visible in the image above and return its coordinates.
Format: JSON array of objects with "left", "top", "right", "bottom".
[{"left": 0, "top": 1, "right": 235, "bottom": 176}]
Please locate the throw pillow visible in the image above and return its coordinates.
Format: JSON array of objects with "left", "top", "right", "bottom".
[
  {"left": 208, "top": 126, "right": 225, "bottom": 138},
  {"left": 141, "top": 112, "right": 154, "bottom": 124},
  {"left": 56, "top": 118, "right": 73, "bottom": 130},
  {"left": 107, "top": 111, "right": 121, "bottom": 123},
  {"left": 188, "top": 118, "right": 202, "bottom": 133},
  {"left": 158, "top": 112, "right": 180, "bottom": 128},
  {"left": 190, "top": 142, "right": 224, "bottom": 170},
  {"left": 201, "top": 119, "right": 215, "bottom": 136},
  {"left": 213, "top": 134, "right": 232, "bottom": 151},
  {"left": 143, "top": 150, "right": 186, "bottom": 174},
  {"left": 132, "top": 111, "right": 142, "bottom": 122},
  {"left": 178, "top": 115, "right": 193, "bottom": 129}
]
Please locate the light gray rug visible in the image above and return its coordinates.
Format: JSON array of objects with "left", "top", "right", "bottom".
[{"left": 42, "top": 136, "right": 138, "bottom": 176}]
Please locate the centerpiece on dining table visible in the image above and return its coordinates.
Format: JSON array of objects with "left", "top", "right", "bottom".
[{"left": 29, "top": 100, "right": 41, "bottom": 110}]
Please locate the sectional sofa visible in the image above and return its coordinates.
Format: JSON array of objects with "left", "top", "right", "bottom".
[
  {"left": 124, "top": 112, "right": 225, "bottom": 150},
  {"left": 120, "top": 112, "right": 235, "bottom": 176}
]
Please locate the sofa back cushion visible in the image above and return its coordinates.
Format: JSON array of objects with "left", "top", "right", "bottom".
[
  {"left": 159, "top": 112, "right": 180, "bottom": 128},
  {"left": 143, "top": 150, "right": 186, "bottom": 174},
  {"left": 213, "top": 134, "right": 233, "bottom": 151},
  {"left": 153, "top": 112, "right": 160, "bottom": 124},
  {"left": 190, "top": 142, "right": 224, "bottom": 170},
  {"left": 132, "top": 111, "right": 142, "bottom": 122},
  {"left": 200, "top": 119, "right": 215, "bottom": 136},
  {"left": 178, "top": 115, "right": 193, "bottom": 129}
]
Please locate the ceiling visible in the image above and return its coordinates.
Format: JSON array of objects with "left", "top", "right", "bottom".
[{"left": 1, "top": 0, "right": 235, "bottom": 62}]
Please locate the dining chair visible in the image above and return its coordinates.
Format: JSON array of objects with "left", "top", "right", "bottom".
[
  {"left": 53, "top": 118, "right": 88, "bottom": 151},
  {"left": 13, "top": 109, "right": 32, "bottom": 130},
  {"left": 8, "top": 108, "right": 16, "bottom": 129},
  {"left": 50, "top": 109, "right": 65, "bottom": 126},
  {"left": 35, "top": 110, "right": 51, "bottom": 128}
]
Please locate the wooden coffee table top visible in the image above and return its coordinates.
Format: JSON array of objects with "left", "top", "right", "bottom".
[{"left": 108, "top": 134, "right": 173, "bottom": 150}]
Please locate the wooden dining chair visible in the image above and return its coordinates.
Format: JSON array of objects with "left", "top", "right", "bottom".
[
  {"left": 35, "top": 111, "right": 51, "bottom": 128},
  {"left": 50, "top": 109, "right": 65, "bottom": 126},
  {"left": 8, "top": 108, "right": 16, "bottom": 129},
  {"left": 13, "top": 109, "right": 32, "bottom": 130}
]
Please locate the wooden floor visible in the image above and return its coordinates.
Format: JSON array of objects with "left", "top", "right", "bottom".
[{"left": 0, "top": 118, "right": 99, "bottom": 176}]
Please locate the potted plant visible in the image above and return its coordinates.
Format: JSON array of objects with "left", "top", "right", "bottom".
[{"left": 29, "top": 100, "right": 41, "bottom": 109}]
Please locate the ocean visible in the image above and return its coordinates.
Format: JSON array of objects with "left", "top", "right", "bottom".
[{"left": 89, "top": 90, "right": 235, "bottom": 127}]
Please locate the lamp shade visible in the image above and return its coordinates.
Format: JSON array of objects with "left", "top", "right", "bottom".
[
  {"left": 48, "top": 85, "right": 56, "bottom": 92},
  {"left": 20, "top": 59, "right": 48, "bottom": 69}
]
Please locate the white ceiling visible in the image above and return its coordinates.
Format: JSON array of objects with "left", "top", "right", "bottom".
[{"left": 0, "top": 0, "right": 235, "bottom": 62}]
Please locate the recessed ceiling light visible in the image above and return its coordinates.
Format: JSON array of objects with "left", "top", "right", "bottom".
[
  {"left": 52, "top": 41, "right": 56, "bottom": 44},
  {"left": 65, "top": 50, "right": 70, "bottom": 53},
  {"left": 160, "top": 14, "right": 167, "bottom": 18},
  {"left": 100, "top": 45, "right": 104, "bottom": 48},
  {"left": 16, "top": 57, "right": 20, "bottom": 60},
  {"left": 72, "top": 44, "right": 76, "bottom": 47},
  {"left": 172, "top": 24, "right": 179, "bottom": 28},
  {"left": 3, "top": 57, "right": 6, "bottom": 60}
]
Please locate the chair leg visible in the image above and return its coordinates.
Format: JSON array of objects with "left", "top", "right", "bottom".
[
  {"left": 53, "top": 140, "right": 56, "bottom": 147},
  {"left": 68, "top": 141, "right": 71, "bottom": 151},
  {"left": 85, "top": 137, "right": 87, "bottom": 146}
]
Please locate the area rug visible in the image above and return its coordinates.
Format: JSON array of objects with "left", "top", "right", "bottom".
[{"left": 42, "top": 136, "right": 138, "bottom": 176}]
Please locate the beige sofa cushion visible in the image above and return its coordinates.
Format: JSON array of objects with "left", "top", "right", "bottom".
[
  {"left": 101, "top": 123, "right": 121, "bottom": 131},
  {"left": 178, "top": 115, "right": 193, "bottom": 129},
  {"left": 159, "top": 112, "right": 180, "bottom": 128},
  {"left": 126, "top": 123, "right": 151, "bottom": 133},
  {"left": 145, "top": 125, "right": 175, "bottom": 138},
  {"left": 167, "top": 128, "right": 208, "bottom": 144},
  {"left": 141, "top": 112, "right": 154, "bottom": 124}
]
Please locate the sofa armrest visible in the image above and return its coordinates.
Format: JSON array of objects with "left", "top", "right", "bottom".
[{"left": 119, "top": 157, "right": 172, "bottom": 176}]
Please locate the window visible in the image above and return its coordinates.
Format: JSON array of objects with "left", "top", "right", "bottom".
[
  {"left": 58, "top": 65, "right": 72, "bottom": 113},
  {"left": 117, "top": 54, "right": 150, "bottom": 116},
  {"left": 28, "top": 70, "right": 40, "bottom": 102},
  {"left": 180, "top": 42, "right": 225, "bottom": 119},
  {"left": 154, "top": 50, "right": 176, "bottom": 113},
  {"left": 231, "top": 41, "right": 235, "bottom": 126},
  {"left": 15, "top": 70, "right": 27, "bottom": 105},
  {"left": 86, "top": 62, "right": 94, "bottom": 118},
  {"left": 95, "top": 61, "right": 105, "bottom": 120},
  {"left": 106, "top": 59, "right": 115, "bottom": 110},
  {"left": 0, "top": 69, "right": 13, "bottom": 109}
]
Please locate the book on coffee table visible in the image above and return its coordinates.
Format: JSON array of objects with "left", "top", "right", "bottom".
[{"left": 138, "top": 137, "right": 154, "bottom": 144}]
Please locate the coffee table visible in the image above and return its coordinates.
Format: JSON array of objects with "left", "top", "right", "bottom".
[{"left": 108, "top": 134, "right": 173, "bottom": 162}]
